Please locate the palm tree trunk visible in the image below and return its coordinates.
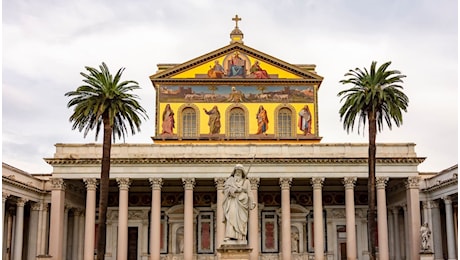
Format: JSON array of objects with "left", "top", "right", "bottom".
[
  {"left": 367, "top": 114, "right": 377, "bottom": 260},
  {"left": 96, "top": 113, "right": 113, "bottom": 260}
]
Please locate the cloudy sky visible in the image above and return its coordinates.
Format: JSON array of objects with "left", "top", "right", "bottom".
[{"left": 3, "top": 0, "right": 458, "bottom": 174}]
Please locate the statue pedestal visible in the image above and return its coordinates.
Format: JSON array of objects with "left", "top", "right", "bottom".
[
  {"left": 217, "top": 243, "right": 252, "bottom": 260},
  {"left": 420, "top": 251, "right": 434, "bottom": 260}
]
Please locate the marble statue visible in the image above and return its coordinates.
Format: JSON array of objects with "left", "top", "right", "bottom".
[
  {"left": 222, "top": 164, "right": 255, "bottom": 244},
  {"left": 420, "top": 222, "right": 431, "bottom": 251}
]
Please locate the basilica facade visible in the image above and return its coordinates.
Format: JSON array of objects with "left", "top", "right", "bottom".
[{"left": 2, "top": 17, "right": 458, "bottom": 260}]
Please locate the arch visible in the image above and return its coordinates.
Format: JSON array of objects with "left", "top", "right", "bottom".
[
  {"left": 225, "top": 104, "right": 249, "bottom": 138},
  {"left": 274, "top": 104, "right": 297, "bottom": 137},
  {"left": 177, "top": 103, "right": 200, "bottom": 138}
]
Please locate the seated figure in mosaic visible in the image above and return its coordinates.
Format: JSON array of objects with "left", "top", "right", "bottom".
[{"left": 222, "top": 164, "right": 255, "bottom": 243}]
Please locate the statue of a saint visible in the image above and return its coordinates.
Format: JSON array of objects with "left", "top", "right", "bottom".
[
  {"left": 420, "top": 222, "right": 431, "bottom": 251},
  {"left": 222, "top": 164, "right": 255, "bottom": 244}
]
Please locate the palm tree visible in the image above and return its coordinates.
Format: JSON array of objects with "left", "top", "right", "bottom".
[
  {"left": 337, "top": 61, "right": 408, "bottom": 260},
  {"left": 65, "top": 62, "right": 148, "bottom": 259}
]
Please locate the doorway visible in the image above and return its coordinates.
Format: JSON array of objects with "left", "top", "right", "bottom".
[{"left": 127, "top": 227, "right": 138, "bottom": 260}]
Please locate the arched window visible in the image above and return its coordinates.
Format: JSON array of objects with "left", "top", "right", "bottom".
[
  {"left": 229, "top": 107, "right": 245, "bottom": 138},
  {"left": 182, "top": 107, "right": 197, "bottom": 137},
  {"left": 277, "top": 107, "right": 292, "bottom": 137}
]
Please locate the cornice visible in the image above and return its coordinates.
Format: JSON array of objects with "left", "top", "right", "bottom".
[
  {"left": 2, "top": 176, "right": 47, "bottom": 194},
  {"left": 44, "top": 157, "right": 425, "bottom": 166},
  {"left": 422, "top": 177, "right": 458, "bottom": 193}
]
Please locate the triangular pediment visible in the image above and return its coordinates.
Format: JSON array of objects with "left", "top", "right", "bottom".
[{"left": 150, "top": 43, "right": 323, "bottom": 86}]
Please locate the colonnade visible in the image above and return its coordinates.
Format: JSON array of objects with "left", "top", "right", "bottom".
[{"left": 6, "top": 175, "right": 457, "bottom": 260}]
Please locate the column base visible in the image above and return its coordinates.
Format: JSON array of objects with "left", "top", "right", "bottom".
[
  {"left": 217, "top": 243, "right": 252, "bottom": 260},
  {"left": 420, "top": 251, "right": 434, "bottom": 260}
]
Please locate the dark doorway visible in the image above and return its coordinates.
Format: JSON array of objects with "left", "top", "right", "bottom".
[{"left": 128, "top": 227, "right": 138, "bottom": 260}]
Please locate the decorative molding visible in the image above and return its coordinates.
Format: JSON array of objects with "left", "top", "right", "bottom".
[
  {"left": 116, "top": 178, "right": 131, "bottom": 190},
  {"left": 279, "top": 178, "right": 292, "bottom": 190},
  {"left": 45, "top": 157, "right": 426, "bottom": 166},
  {"left": 83, "top": 178, "right": 98, "bottom": 191},
  {"left": 2, "top": 192, "right": 10, "bottom": 201},
  {"left": 149, "top": 178, "right": 163, "bottom": 190}
]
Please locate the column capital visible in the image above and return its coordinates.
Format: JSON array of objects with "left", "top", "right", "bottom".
[
  {"left": 427, "top": 200, "right": 439, "bottom": 208},
  {"left": 116, "top": 178, "right": 131, "bottom": 190},
  {"left": 31, "top": 202, "right": 42, "bottom": 211},
  {"left": 405, "top": 176, "right": 421, "bottom": 189},
  {"left": 149, "top": 178, "right": 163, "bottom": 190},
  {"left": 311, "top": 177, "right": 324, "bottom": 189},
  {"left": 249, "top": 177, "right": 260, "bottom": 190},
  {"left": 2, "top": 192, "right": 10, "bottom": 201},
  {"left": 442, "top": 196, "right": 452, "bottom": 205},
  {"left": 73, "top": 208, "right": 84, "bottom": 216},
  {"left": 83, "top": 178, "right": 98, "bottom": 191},
  {"left": 182, "top": 178, "right": 195, "bottom": 190},
  {"left": 279, "top": 178, "right": 292, "bottom": 190},
  {"left": 343, "top": 177, "right": 357, "bottom": 189},
  {"left": 376, "top": 177, "right": 389, "bottom": 189},
  {"left": 16, "top": 198, "right": 28, "bottom": 207},
  {"left": 391, "top": 207, "right": 400, "bottom": 215},
  {"left": 50, "top": 178, "right": 66, "bottom": 190},
  {"left": 214, "top": 177, "right": 226, "bottom": 190}
]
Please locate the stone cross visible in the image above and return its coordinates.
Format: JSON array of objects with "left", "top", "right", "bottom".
[{"left": 232, "top": 15, "right": 241, "bottom": 28}]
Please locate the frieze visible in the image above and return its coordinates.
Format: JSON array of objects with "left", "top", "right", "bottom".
[
  {"left": 44, "top": 157, "right": 425, "bottom": 165},
  {"left": 2, "top": 176, "right": 47, "bottom": 194}
]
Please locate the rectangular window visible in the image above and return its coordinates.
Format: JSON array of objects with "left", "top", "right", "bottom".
[
  {"left": 261, "top": 211, "right": 279, "bottom": 253},
  {"left": 197, "top": 212, "right": 214, "bottom": 254}
]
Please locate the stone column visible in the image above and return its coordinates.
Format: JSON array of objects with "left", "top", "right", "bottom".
[
  {"left": 443, "top": 196, "right": 456, "bottom": 260},
  {"left": 49, "top": 178, "right": 66, "bottom": 260},
  {"left": 28, "top": 202, "right": 41, "bottom": 260},
  {"left": 280, "top": 178, "right": 292, "bottom": 260},
  {"left": 402, "top": 205, "right": 408, "bottom": 260},
  {"left": 83, "top": 178, "right": 98, "bottom": 260},
  {"left": 391, "top": 207, "right": 401, "bottom": 260},
  {"left": 405, "top": 176, "right": 421, "bottom": 260},
  {"left": 343, "top": 177, "right": 357, "bottom": 260},
  {"left": 249, "top": 177, "right": 260, "bottom": 260},
  {"left": 62, "top": 206, "right": 70, "bottom": 260},
  {"left": 2, "top": 193, "right": 10, "bottom": 259},
  {"left": 430, "top": 201, "right": 443, "bottom": 259},
  {"left": 2, "top": 192, "right": 9, "bottom": 221},
  {"left": 78, "top": 210, "right": 85, "bottom": 260},
  {"left": 214, "top": 177, "right": 226, "bottom": 249},
  {"left": 312, "top": 177, "right": 325, "bottom": 260},
  {"left": 376, "top": 177, "right": 389, "bottom": 260},
  {"left": 149, "top": 177, "right": 163, "bottom": 260},
  {"left": 182, "top": 178, "right": 195, "bottom": 260},
  {"left": 72, "top": 209, "right": 82, "bottom": 260},
  {"left": 13, "top": 198, "right": 27, "bottom": 260},
  {"left": 38, "top": 203, "right": 49, "bottom": 255},
  {"left": 117, "top": 178, "right": 131, "bottom": 260}
]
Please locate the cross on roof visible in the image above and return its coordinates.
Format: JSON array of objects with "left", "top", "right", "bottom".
[{"left": 232, "top": 15, "right": 241, "bottom": 28}]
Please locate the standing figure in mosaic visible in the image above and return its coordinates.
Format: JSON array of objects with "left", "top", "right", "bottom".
[
  {"left": 223, "top": 164, "right": 255, "bottom": 243},
  {"left": 162, "top": 104, "right": 175, "bottom": 134},
  {"left": 298, "top": 105, "right": 312, "bottom": 135},
  {"left": 256, "top": 105, "right": 269, "bottom": 135},
  {"left": 203, "top": 106, "right": 221, "bottom": 134}
]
